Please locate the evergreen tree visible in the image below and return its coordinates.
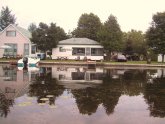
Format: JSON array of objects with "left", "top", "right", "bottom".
[
  {"left": 72, "top": 13, "right": 102, "bottom": 41},
  {"left": 98, "top": 15, "right": 123, "bottom": 60},
  {"left": 28, "top": 23, "right": 37, "bottom": 33},
  {"left": 0, "top": 6, "right": 16, "bottom": 31}
]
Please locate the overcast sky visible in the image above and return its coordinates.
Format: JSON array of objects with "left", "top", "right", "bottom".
[{"left": 1, "top": 0, "right": 165, "bottom": 33}]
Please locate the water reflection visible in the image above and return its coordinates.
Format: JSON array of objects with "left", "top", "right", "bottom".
[
  {"left": 0, "top": 65, "right": 36, "bottom": 117},
  {"left": 28, "top": 67, "right": 65, "bottom": 105},
  {"left": 0, "top": 65, "right": 165, "bottom": 122},
  {"left": 144, "top": 75, "right": 165, "bottom": 117}
]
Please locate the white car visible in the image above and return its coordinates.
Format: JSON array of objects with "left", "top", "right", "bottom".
[{"left": 117, "top": 55, "right": 127, "bottom": 62}]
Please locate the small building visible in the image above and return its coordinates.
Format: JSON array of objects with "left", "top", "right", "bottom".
[
  {"left": 0, "top": 24, "right": 36, "bottom": 58},
  {"left": 52, "top": 38, "right": 104, "bottom": 60},
  {"left": 158, "top": 54, "right": 165, "bottom": 62}
]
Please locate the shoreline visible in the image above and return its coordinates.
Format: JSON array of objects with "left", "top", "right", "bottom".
[
  {"left": 38, "top": 61, "right": 165, "bottom": 68},
  {"left": 1, "top": 60, "right": 165, "bottom": 68}
]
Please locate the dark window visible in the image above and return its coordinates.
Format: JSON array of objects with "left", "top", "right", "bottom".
[
  {"left": 59, "top": 47, "right": 66, "bottom": 52},
  {"left": 6, "top": 31, "right": 16, "bottom": 37},
  {"left": 72, "top": 72, "right": 85, "bottom": 80},
  {"left": 31, "top": 45, "right": 36, "bottom": 54},
  {"left": 72, "top": 48, "right": 85, "bottom": 56},
  {"left": 91, "top": 48, "right": 103, "bottom": 56}
]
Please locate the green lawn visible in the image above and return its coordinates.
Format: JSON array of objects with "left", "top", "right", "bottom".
[
  {"left": 1, "top": 58, "right": 165, "bottom": 65},
  {"left": 41, "top": 59, "right": 165, "bottom": 65},
  {"left": 105, "top": 61, "right": 159, "bottom": 64},
  {"left": 0, "top": 58, "right": 19, "bottom": 61}
]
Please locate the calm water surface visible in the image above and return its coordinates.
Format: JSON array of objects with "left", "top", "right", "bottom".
[{"left": 0, "top": 64, "right": 165, "bottom": 124}]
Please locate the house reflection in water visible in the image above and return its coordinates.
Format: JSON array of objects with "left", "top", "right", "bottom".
[
  {"left": 51, "top": 66, "right": 105, "bottom": 89},
  {"left": 0, "top": 65, "right": 39, "bottom": 117}
]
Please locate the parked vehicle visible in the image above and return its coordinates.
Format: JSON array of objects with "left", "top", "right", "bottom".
[
  {"left": 116, "top": 55, "right": 127, "bottom": 62},
  {"left": 37, "top": 53, "right": 46, "bottom": 60}
]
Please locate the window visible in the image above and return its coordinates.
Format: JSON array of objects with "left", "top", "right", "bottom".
[
  {"left": 91, "top": 48, "right": 103, "bottom": 56},
  {"left": 59, "top": 47, "right": 66, "bottom": 52},
  {"left": 6, "top": 31, "right": 16, "bottom": 37},
  {"left": 24, "top": 43, "right": 29, "bottom": 56},
  {"left": 31, "top": 45, "right": 36, "bottom": 54},
  {"left": 3, "top": 66, "right": 17, "bottom": 81},
  {"left": 72, "top": 48, "right": 85, "bottom": 56},
  {"left": 72, "top": 72, "right": 85, "bottom": 80},
  {"left": 4, "top": 43, "right": 17, "bottom": 57}
]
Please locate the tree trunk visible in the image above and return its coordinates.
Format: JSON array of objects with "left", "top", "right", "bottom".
[
  {"left": 146, "top": 50, "right": 151, "bottom": 64},
  {"left": 161, "top": 69, "right": 164, "bottom": 78},
  {"left": 106, "top": 51, "right": 111, "bottom": 61},
  {"left": 162, "top": 54, "right": 164, "bottom": 63},
  {"left": 146, "top": 54, "right": 151, "bottom": 64}
]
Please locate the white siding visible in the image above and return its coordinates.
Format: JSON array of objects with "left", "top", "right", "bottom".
[{"left": 52, "top": 44, "right": 104, "bottom": 60}]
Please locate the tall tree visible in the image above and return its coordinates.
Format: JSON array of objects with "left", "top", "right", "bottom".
[
  {"left": 46, "top": 23, "right": 67, "bottom": 51},
  {"left": 72, "top": 13, "right": 102, "bottom": 41},
  {"left": 28, "top": 23, "right": 37, "bottom": 33},
  {"left": 123, "top": 30, "right": 146, "bottom": 60},
  {"left": 146, "top": 12, "right": 165, "bottom": 62},
  {"left": 0, "top": 6, "right": 16, "bottom": 31},
  {"left": 31, "top": 22, "right": 67, "bottom": 55},
  {"left": 98, "top": 15, "right": 123, "bottom": 60}
]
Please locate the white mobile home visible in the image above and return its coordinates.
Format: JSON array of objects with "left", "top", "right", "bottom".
[{"left": 52, "top": 38, "right": 104, "bottom": 60}]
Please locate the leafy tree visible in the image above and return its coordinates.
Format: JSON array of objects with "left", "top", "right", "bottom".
[
  {"left": 98, "top": 15, "right": 123, "bottom": 60},
  {"left": 123, "top": 30, "right": 146, "bottom": 60},
  {"left": 0, "top": 6, "right": 16, "bottom": 31},
  {"left": 31, "top": 22, "right": 67, "bottom": 55},
  {"left": 28, "top": 23, "right": 37, "bottom": 33},
  {"left": 146, "top": 12, "right": 165, "bottom": 62},
  {"left": 31, "top": 22, "right": 49, "bottom": 52},
  {"left": 72, "top": 13, "right": 102, "bottom": 41}
]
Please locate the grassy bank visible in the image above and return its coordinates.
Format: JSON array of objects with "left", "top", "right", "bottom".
[
  {"left": 1, "top": 58, "right": 165, "bottom": 65},
  {"left": 40, "top": 59, "right": 163, "bottom": 64}
]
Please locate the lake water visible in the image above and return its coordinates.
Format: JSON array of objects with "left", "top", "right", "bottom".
[{"left": 0, "top": 64, "right": 165, "bottom": 124}]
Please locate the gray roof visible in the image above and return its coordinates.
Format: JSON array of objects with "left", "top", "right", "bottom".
[
  {"left": 59, "top": 38, "right": 100, "bottom": 45},
  {"left": 15, "top": 25, "right": 32, "bottom": 38}
]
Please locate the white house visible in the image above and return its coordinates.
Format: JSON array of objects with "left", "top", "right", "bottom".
[
  {"left": 52, "top": 38, "right": 104, "bottom": 60},
  {"left": 0, "top": 24, "right": 36, "bottom": 58}
]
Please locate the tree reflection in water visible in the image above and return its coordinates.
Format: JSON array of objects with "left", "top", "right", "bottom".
[
  {"left": 71, "top": 69, "right": 147, "bottom": 115},
  {"left": 1, "top": 66, "right": 165, "bottom": 118},
  {"left": 144, "top": 72, "right": 165, "bottom": 118},
  {"left": 71, "top": 82, "right": 122, "bottom": 115},
  {"left": 121, "top": 69, "right": 148, "bottom": 96},
  {"left": 28, "top": 67, "right": 65, "bottom": 105},
  {"left": 0, "top": 93, "right": 14, "bottom": 118},
  {"left": 28, "top": 67, "right": 165, "bottom": 117}
]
